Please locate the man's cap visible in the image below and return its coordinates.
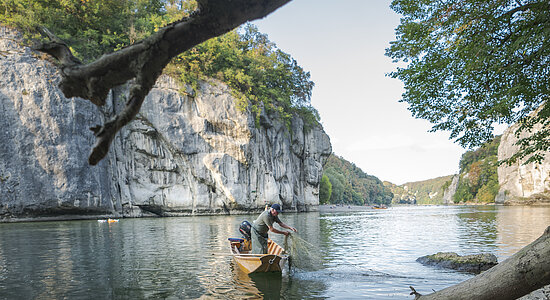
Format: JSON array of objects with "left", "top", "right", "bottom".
[{"left": 271, "top": 203, "right": 282, "bottom": 213}]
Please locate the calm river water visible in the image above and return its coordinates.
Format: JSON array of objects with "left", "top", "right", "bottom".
[{"left": 1, "top": 205, "right": 549, "bottom": 299}]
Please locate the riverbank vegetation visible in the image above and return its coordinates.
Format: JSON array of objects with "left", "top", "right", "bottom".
[
  {"left": 319, "top": 154, "right": 393, "bottom": 206},
  {"left": 453, "top": 136, "right": 500, "bottom": 203},
  {"left": 0, "top": 0, "right": 318, "bottom": 130}
]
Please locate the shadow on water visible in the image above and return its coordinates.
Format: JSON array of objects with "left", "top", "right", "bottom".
[
  {"left": 229, "top": 263, "right": 283, "bottom": 299},
  {"left": 249, "top": 273, "right": 283, "bottom": 299}
]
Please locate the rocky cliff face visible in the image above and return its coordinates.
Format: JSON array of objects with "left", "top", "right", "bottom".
[
  {"left": 0, "top": 28, "right": 332, "bottom": 221},
  {"left": 496, "top": 120, "right": 550, "bottom": 205}
]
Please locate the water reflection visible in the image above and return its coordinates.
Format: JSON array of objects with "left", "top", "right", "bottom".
[
  {"left": 455, "top": 206, "right": 498, "bottom": 254},
  {"left": 0, "top": 206, "right": 549, "bottom": 299},
  {"left": 496, "top": 206, "right": 550, "bottom": 258},
  {"left": 230, "top": 266, "right": 283, "bottom": 299}
]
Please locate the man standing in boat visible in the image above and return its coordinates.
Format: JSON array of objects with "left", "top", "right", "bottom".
[{"left": 251, "top": 203, "right": 297, "bottom": 254}]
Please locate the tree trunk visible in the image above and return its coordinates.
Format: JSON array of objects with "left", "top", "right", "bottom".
[{"left": 412, "top": 226, "right": 550, "bottom": 299}]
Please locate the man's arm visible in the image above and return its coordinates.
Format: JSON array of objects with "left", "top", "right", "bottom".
[
  {"left": 268, "top": 220, "right": 298, "bottom": 235},
  {"left": 268, "top": 225, "right": 290, "bottom": 236},
  {"left": 279, "top": 222, "right": 298, "bottom": 232}
]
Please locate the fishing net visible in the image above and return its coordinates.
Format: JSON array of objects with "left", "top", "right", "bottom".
[{"left": 283, "top": 232, "right": 323, "bottom": 271}]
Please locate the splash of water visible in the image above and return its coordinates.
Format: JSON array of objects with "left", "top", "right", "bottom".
[{"left": 283, "top": 233, "right": 323, "bottom": 271}]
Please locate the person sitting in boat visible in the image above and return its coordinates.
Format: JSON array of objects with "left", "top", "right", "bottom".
[{"left": 251, "top": 203, "right": 297, "bottom": 254}]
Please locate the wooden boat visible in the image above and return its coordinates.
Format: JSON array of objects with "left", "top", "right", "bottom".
[{"left": 228, "top": 237, "right": 289, "bottom": 274}]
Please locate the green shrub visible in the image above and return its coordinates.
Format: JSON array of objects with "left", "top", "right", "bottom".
[{"left": 319, "top": 175, "right": 332, "bottom": 204}]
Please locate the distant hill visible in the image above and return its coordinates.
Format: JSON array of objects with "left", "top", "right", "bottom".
[
  {"left": 385, "top": 175, "right": 455, "bottom": 205},
  {"left": 385, "top": 136, "right": 501, "bottom": 205},
  {"left": 320, "top": 154, "right": 393, "bottom": 206}
]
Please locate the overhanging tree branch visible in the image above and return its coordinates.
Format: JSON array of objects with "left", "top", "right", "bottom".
[{"left": 34, "top": 0, "right": 291, "bottom": 165}]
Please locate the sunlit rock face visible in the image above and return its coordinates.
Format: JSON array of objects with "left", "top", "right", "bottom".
[
  {"left": 0, "top": 27, "right": 331, "bottom": 220},
  {"left": 110, "top": 77, "right": 332, "bottom": 216},
  {"left": 496, "top": 119, "right": 550, "bottom": 205}
]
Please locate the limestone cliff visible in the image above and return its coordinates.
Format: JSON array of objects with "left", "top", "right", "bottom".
[
  {"left": 0, "top": 27, "right": 332, "bottom": 221},
  {"left": 496, "top": 120, "right": 550, "bottom": 205}
]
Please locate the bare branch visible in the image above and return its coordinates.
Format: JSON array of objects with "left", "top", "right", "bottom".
[{"left": 34, "top": 26, "right": 81, "bottom": 67}]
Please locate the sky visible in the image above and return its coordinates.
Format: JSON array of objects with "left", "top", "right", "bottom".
[{"left": 252, "top": 0, "right": 469, "bottom": 185}]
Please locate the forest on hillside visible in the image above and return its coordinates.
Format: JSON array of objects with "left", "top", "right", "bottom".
[{"left": 320, "top": 154, "right": 393, "bottom": 206}]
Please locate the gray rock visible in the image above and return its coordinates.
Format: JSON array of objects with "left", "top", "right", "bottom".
[
  {"left": 416, "top": 252, "right": 498, "bottom": 274},
  {"left": 0, "top": 27, "right": 332, "bottom": 221}
]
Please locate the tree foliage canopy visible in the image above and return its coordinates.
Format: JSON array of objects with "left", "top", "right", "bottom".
[
  {"left": 388, "top": 175, "right": 454, "bottom": 205},
  {"left": 386, "top": 0, "right": 550, "bottom": 163},
  {"left": 319, "top": 174, "right": 332, "bottom": 204},
  {"left": 0, "top": 0, "right": 180, "bottom": 61}
]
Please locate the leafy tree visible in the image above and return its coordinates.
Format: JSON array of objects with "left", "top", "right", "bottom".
[
  {"left": 325, "top": 169, "right": 345, "bottom": 204},
  {"left": 477, "top": 178, "right": 500, "bottom": 203},
  {"left": 453, "top": 179, "right": 474, "bottom": 203},
  {"left": 459, "top": 136, "right": 500, "bottom": 173},
  {"left": 0, "top": 0, "right": 169, "bottom": 61},
  {"left": 319, "top": 174, "right": 332, "bottom": 204},
  {"left": 387, "top": 0, "right": 550, "bottom": 164}
]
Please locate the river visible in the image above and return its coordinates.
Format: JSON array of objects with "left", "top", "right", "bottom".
[{"left": 1, "top": 205, "right": 549, "bottom": 299}]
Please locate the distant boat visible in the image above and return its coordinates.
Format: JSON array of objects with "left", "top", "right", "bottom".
[
  {"left": 228, "top": 237, "right": 289, "bottom": 274},
  {"left": 97, "top": 218, "right": 119, "bottom": 223},
  {"left": 372, "top": 205, "right": 388, "bottom": 209}
]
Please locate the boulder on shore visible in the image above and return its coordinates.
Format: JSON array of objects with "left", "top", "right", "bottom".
[{"left": 416, "top": 252, "right": 498, "bottom": 274}]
